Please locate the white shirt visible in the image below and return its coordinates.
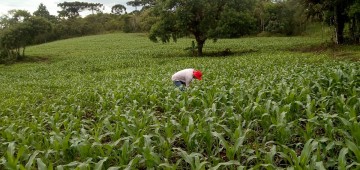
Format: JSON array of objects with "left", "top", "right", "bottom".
[{"left": 171, "top": 68, "right": 194, "bottom": 87}]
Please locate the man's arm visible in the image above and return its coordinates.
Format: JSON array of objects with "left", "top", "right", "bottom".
[{"left": 185, "top": 74, "right": 193, "bottom": 87}]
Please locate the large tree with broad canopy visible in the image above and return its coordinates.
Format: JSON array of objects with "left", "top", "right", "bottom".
[{"left": 149, "top": 0, "right": 255, "bottom": 56}]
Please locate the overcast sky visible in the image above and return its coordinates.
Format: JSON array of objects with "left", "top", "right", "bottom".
[{"left": 0, "top": 0, "right": 135, "bottom": 16}]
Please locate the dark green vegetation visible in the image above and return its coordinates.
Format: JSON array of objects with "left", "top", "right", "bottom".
[
  {"left": 149, "top": 0, "right": 360, "bottom": 56},
  {"left": 0, "top": 33, "right": 359, "bottom": 169},
  {"left": 303, "top": 0, "right": 360, "bottom": 44},
  {"left": 1, "top": 0, "right": 360, "bottom": 62}
]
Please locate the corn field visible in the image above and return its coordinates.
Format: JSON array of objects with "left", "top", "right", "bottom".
[{"left": 0, "top": 33, "right": 359, "bottom": 169}]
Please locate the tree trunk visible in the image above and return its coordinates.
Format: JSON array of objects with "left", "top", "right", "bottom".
[
  {"left": 356, "top": 16, "right": 360, "bottom": 44},
  {"left": 334, "top": 5, "right": 346, "bottom": 44},
  {"left": 196, "top": 40, "right": 204, "bottom": 56},
  {"left": 350, "top": 16, "right": 360, "bottom": 44},
  {"left": 22, "top": 47, "right": 26, "bottom": 57},
  {"left": 195, "top": 35, "right": 206, "bottom": 56},
  {"left": 15, "top": 48, "right": 20, "bottom": 60}
]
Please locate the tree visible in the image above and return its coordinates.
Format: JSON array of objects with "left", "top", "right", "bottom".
[
  {"left": 87, "top": 3, "right": 103, "bottom": 14},
  {"left": 0, "top": 10, "right": 31, "bottom": 28},
  {"left": 303, "top": 0, "right": 358, "bottom": 44},
  {"left": 0, "top": 24, "right": 30, "bottom": 59},
  {"left": 33, "top": 3, "right": 50, "bottom": 18},
  {"left": 254, "top": 0, "right": 272, "bottom": 32},
  {"left": 111, "top": 4, "right": 127, "bottom": 15},
  {"left": 58, "top": 1, "right": 86, "bottom": 18},
  {"left": 0, "top": 17, "right": 52, "bottom": 59},
  {"left": 122, "top": 15, "right": 141, "bottom": 32},
  {"left": 264, "top": 1, "right": 294, "bottom": 35},
  {"left": 138, "top": 8, "right": 158, "bottom": 32},
  {"left": 57, "top": 2, "right": 103, "bottom": 18},
  {"left": 33, "top": 3, "right": 57, "bottom": 23},
  {"left": 127, "top": 0, "right": 141, "bottom": 10},
  {"left": 127, "top": 0, "right": 156, "bottom": 10},
  {"left": 149, "top": 0, "right": 256, "bottom": 56},
  {"left": 213, "top": 1, "right": 256, "bottom": 38},
  {"left": 7, "top": 9, "right": 31, "bottom": 23},
  {"left": 0, "top": 14, "right": 12, "bottom": 28},
  {"left": 348, "top": 1, "right": 360, "bottom": 43}
]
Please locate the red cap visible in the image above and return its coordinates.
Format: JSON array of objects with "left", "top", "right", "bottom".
[{"left": 193, "top": 70, "right": 202, "bottom": 80}]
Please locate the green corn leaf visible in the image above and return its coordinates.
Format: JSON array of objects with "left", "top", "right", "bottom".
[
  {"left": 94, "top": 157, "right": 108, "bottom": 170},
  {"left": 211, "top": 132, "right": 229, "bottom": 148},
  {"left": 174, "top": 147, "right": 203, "bottom": 169},
  {"left": 159, "top": 159, "right": 182, "bottom": 170},
  {"left": 246, "top": 155, "right": 258, "bottom": 164},
  {"left": 194, "top": 155, "right": 208, "bottom": 170},
  {"left": 7, "top": 142, "right": 15, "bottom": 158},
  {"left": 209, "top": 160, "right": 240, "bottom": 170},
  {"left": 315, "top": 161, "right": 326, "bottom": 170},
  {"left": 25, "top": 150, "right": 40, "bottom": 169},
  {"left": 265, "top": 145, "right": 277, "bottom": 164},
  {"left": 124, "top": 155, "right": 142, "bottom": 170},
  {"left": 259, "top": 164, "right": 276, "bottom": 169},
  {"left": 325, "top": 141, "right": 335, "bottom": 151},
  {"left": 338, "top": 117, "right": 351, "bottom": 127},
  {"left": 48, "top": 162, "right": 54, "bottom": 170},
  {"left": 346, "top": 162, "right": 360, "bottom": 169},
  {"left": 56, "top": 165, "right": 64, "bottom": 170},
  {"left": 234, "top": 136, "right": 245, "bottom": 151},
  {"left": 16, "top": 146, "right": 26, "bottom": 163},
  {"left": 338, "top": 148, "right": 348, "bottom": 170},
  {"left": 345, "top": 140, "right": 360, "bottom": 162},
  {"left": 299, "top": 139, "right": 318, "bottom": 166},
  {"left": 280, "top": 145, "right": 299, "bottom": 166},
  {"left": 36, "top": 158, "right": 47, "bottom": 170},
  {"left": 159, "top": 162, "right": 176, "bottom": 170}
]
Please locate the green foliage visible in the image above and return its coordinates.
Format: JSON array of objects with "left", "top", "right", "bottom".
[
  {"left": 0, "top": 16, "right": 52, "bottom": 61},
  {"left": 111, "top": 4, "right": 127, "bottom": 15},
  {"left": 33, "top": 3, "right": 50, "bottom": 18},
  {"left": 0, "top": 33, "right": 359, "bottom": 169},
  {"left": 265, "top": 2, "right": 291, "bottom": 34},
  {"left": 184, "top": 41, "right": 197, "bottom": 56},
  {"left": 211, "top": 1, "right": 257, "bottom": 38},
  {"left": 57, "top": 1, "right": 103, "bottom": 18},
  {"left": 0, "top": 23, "right": 32, "bottom": 58},
  {"left": 348, "top": 1, "right": 360, "bottom": 43},
  {"left": 253, "top": 0, "right": 307, "bottom": 36},
  {"left": 33, "top": 3, "right": 57, "bottom": 23},
  {"left": 149, "top": 0, "right": 257, "bottom": 56},
  {"left": 0, "top": 47, "right": 13, "bottom": 64},
  {"left": 7, "top": 9, "right": 31, "bottom": 23},
  {"left": 0, "top": 10, "right": 31, "bottom": 29},
  {"left": 303, "top": 0, "right": 360, "bottom": 44}
]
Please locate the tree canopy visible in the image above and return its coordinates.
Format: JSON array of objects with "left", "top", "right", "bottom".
[
  {"left": 33, "top": 3, "right": 50, "bottom": 18},
  {"left": 111, "top": 4, "right": 127, "bottom": 15},
  {"left": 149, "top": 0, "right": 256, "bottom": 56},
  {"left": 126, "top": 0, "right": 155, "bottom": 11},
  {"left": 0, "top": 16, "right": 52, "bottom": 59},
  {"left": 57, "top": 1, "right": 103, "bottom": 18}
]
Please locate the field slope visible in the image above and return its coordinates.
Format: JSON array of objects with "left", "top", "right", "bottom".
[{"left": 0, "top": 33, "right": 359, "bottom": 169}]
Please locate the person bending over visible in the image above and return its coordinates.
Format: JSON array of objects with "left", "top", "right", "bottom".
[{"left": 171, "top": 68, "right": 202, "bottom": 90}]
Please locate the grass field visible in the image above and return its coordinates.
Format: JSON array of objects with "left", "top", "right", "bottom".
[{"left": 0, "top": 33, "right": 359, "bottom": 169}]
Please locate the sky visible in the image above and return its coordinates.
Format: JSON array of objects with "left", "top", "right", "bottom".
[{"left": 0, "top": 0, "right": 135, "bottom": 16}]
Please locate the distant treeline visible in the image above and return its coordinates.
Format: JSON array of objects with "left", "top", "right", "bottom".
[{"left": 0, "top": 0, "right": 359, "bottom": 62}]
